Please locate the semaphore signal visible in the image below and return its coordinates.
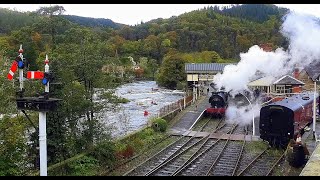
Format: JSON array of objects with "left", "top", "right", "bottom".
[
  {"left": 7, "top": 45, "right": 61, "bottom": 176},
  {"left": 7, "top": 60, "right": 18, "bottom": 80}
]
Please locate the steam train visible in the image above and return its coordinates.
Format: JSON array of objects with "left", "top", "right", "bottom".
[
  {"left": 205, "top": 89, "right": 250, "bottom": 118},
  {"left": 205, "top": 91, "right": 229, "bottom": 118},
  {"left": 259, "top": 93, "right": 319, "bottom": 148}
]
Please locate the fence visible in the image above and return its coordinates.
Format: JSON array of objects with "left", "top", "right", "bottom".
[{"left": 158, "top": 95, "right": 193, "bottom": 118}]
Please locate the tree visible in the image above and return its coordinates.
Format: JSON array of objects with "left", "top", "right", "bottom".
[
  {"left": 0, "top": 116, "right": 30, "bottom": 175},
  {"left": 143, "top": 35, "right": 161, "bottom": 62},
  {"left": 157, "top": 54, "right": 186, "bottom": 89},
  {"left": 34, "top": 5, "right": 68, "bottom": 50}
]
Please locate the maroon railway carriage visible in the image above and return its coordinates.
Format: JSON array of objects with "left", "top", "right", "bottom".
[{"left": 260, "top": 93, "right": 319, "bottom": 148}]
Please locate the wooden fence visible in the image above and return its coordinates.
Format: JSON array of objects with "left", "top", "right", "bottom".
[{"left": 158, "top": 95, "right": 193, "bottom": 118}]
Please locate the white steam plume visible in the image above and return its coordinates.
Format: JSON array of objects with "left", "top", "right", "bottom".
[
  {"left": 213, "top": 46, "right": 288, "bottom": 95},
  {"left": 225, "top": 103, "right": 261, "bottom": 126},
  {"left": 281, "top": 12, "right": 320, "bottom": 68},
  {"left": 213, "top": 11, "right": 320, "bottom": 125}
]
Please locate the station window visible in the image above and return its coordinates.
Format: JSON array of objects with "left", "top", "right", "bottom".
[{"left": 276, "top": 85, "right": 285, "bottom": 94}]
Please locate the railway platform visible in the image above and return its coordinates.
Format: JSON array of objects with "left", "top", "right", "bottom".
[
  {"left": 300, "top": 119, "right": 320, "bottom": 176},
  {"left": 168, "top": 95, "right": 210, "bottom": 134},
  {"left": 300, "top": 143, "right": 320, "bottom": 176}
]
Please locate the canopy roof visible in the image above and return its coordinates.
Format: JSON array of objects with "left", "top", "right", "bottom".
[{"left": 248, "top": 76, "right": 275, "bottom": 87}]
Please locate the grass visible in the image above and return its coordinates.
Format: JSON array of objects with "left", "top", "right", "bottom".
[
  {"left": 107, "top": 136, "right": 178, "bottom": 176},
  {"left": 116, "top": 97, "right": 130, "bottom": 103},
  {"left": 245, "top": 141, "right": 269, "bottom": 154}
]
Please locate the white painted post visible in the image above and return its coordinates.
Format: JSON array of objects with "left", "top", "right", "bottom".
[
  {"left": 19, "top": 45, "right": 24, "bottom": 91},
  {"left": 313, "top": 81, "right": 317, "bottom": 139},
  {"left": 39, "top": 112, "right": 47, "bottom": 176},
  {"left": 243, "top": 94, "right": 255, "bottom": 136},
  {"left": 39, "top": 55, "right": 49, "bottom": 176},
  {"left": 44, "top": 55, "right": 49, "bottom": 93},
  {"left": 193, "top": 80, "right": 195, "bottom": 103}
]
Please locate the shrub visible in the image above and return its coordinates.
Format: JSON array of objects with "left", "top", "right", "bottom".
[
  {"left": 89, "top": 141, "right": 116, "bottom": 167},
  {"left": 115, "top": 144, "right": 134, "bottom": 159},
  {"left": 68, "top": 156, "right": 98, "bottom": 176},
  {"left": 151, "top": 118, "right": 168, "bottom": 132}
]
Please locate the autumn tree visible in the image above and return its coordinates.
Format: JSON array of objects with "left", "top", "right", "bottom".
[{"left": 157, "top": 54, "right": 186, "bottom": 89}]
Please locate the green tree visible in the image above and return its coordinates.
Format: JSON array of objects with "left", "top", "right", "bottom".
[
  {"left": 157, "top": 54, "right": 186, "bottom": 89},
  {"left": 0, "top": 116, "right": 30, "bottom": 176},
  {"left": 34, "top": 5, "right": 68, "bottom": 50}
]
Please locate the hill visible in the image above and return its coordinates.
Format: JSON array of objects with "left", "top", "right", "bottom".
[
  {"left": 124, "top": 4, "right": 290, "bottom": 59},
  {"left": 62, "top": 15, "right": 124, "bottom": 29},
  {"left": 216, "top": 4, "right": 288, "bottom": 23}
]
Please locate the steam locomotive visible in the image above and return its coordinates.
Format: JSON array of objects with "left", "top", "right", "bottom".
[
  {"left": 205, "top": 91, "right": 229, "bottom": 118},
  {"left": 259, "top": 93, "right": 319, "bottom": 148},
  {"left": 204, "top": 89, "right": 251, "bottom": 118}
]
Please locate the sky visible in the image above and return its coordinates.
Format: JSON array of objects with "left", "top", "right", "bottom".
[{"left": 0, "top": 4, "right": 320, "bottom": 25}]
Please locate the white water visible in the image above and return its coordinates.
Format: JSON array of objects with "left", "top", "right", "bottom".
[{"left": 99, "top": 81, "right": 184, "bottom": 138}]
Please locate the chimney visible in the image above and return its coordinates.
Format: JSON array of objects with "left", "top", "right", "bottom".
[
  {"left": 259, "top": 43, "right": 273, "bottom": 52},
  {"left": 293, "top": 64, "right": 300, "bottom": 79}
]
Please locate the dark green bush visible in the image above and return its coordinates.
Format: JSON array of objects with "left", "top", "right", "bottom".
[
  {"left": 151, "top": 118, "right": 168, "bottom": 132},
  {"left": 90, "top": 141, "right": 116, "bottom": 167},
  {"left": 68, "top": 156, "right": 98, "bottom": 176}
]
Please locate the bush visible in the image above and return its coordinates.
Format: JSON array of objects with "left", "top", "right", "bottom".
[
  {"left": 151, "top": 118, "right": 168, "bottom": 132},
  {"left": 68, "top": 156, "right": 98, "bottom": 176},
  {"left": 115, "top": 144, "right": 134, "bottom": 159},
  {"left": 176, "top": 81, "right": 186, "bottom": 90},
  {"left": 89, "top": 141, "right": 116, "bottom": 167}
]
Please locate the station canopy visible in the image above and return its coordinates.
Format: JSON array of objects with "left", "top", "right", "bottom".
[{"left": 248, "top": 76, "right": 275, "bottom": 87}]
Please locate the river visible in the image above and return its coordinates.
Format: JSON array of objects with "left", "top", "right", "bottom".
[{"left": 99, "top": 81, "right": 184, "bottom": 138}]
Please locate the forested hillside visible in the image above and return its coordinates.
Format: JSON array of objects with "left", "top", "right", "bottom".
[
  {"left": 62, "top": 15, "right": 124, "bottom": 29},
  {"left": 216, "top": 4, "right": 288, "bottom": 22},
  {"left": 0, "top": 4, "right": 291, "bottom": 175}
]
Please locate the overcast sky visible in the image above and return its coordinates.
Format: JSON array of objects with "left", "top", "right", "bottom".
[{"left": 0, "top": 4, "right": 320, "bottom": 25}]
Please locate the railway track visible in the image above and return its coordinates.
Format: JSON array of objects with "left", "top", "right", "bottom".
[
  {"left": 198, "top": 118, "right": 222, "bottom": 132},
  {"left": 237, "top": 148, "right": 285, "bottom": 176},
  {"left": 144, "top": 119, "right": 226, "bottom": 176},
  {"left": 175, "top": 124, "right": 244, "bottom": 176},
  {"left": 124, "top": 118, "right": 219, "bottom": 176},
  {"left": 206, "top": 136, "right": 245, "bottom": 176}
]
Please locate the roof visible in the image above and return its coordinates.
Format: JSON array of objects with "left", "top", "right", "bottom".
[
  {"left": 304, "top": 60, "right": 320, "bottom": 81},
  {"left": 185, "top": 63, "right": 235, "bottom": 73},
  {"left": 267, "top": 92, "right": 317, "bottom": 111},
  {"left": 248, "top": 76, "right": 275, "bottom": 87},
  {"left": 273, "top": 75, "right": 305, "bottom": 85}
]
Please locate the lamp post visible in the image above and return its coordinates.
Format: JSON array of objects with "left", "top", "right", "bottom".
[
  {"left": 313, "top": 77, "right": 319, "bottom": 140},
  {"left": 242, "top": 93, "right": 255, "bottom": 136},
  {"left": 192, "top": 74, "right": 195, "bottom": 103}
]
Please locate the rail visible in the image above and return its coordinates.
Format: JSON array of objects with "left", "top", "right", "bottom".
[{"left": 124, "top": 118, "right": 210, "bottom": 176}]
